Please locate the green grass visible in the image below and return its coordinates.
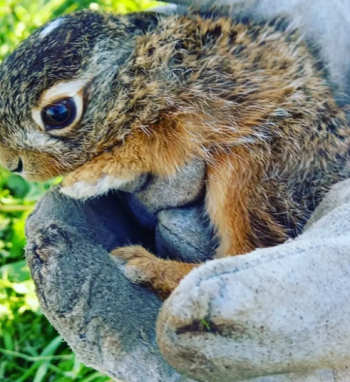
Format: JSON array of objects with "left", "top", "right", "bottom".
[{"left": 0, "top": 1, "right": 157, "bottom": 380}]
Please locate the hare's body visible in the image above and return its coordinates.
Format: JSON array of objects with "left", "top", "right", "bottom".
[{"left": 0, "top": 9, "right": 349, "bottom": 295}]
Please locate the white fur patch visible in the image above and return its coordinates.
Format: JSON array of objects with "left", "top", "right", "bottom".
[
  {"left": 40, "top": 19, "right": 63, "bottom": 39},
  {"left": 40, "top": 79, "right": 88, "bottom": 103},
  {"left": 60, "top": 175, "right": 130, "bottom": 200},
  {"left": 24, "top": 131, "right": 62, "bottom": 150}
]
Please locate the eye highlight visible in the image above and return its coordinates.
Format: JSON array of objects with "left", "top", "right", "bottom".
[{"left": 42, "top": 98, "right": 76, "bottom": 130}]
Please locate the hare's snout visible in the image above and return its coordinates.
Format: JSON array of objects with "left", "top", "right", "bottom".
[
  {"left": 0, "top": 143, "right": 66, "bottom": 181},
  {"left": 9, "top": 158, "right": 23, "bottom": 174},
  {"left": 0, "top": 144, "right": 23, "bottom": 174},
  {"left": 1, "top": 156, "right": 23, "bottom": 174}
]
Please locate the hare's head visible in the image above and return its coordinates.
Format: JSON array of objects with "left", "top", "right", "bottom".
[{"left": 0, "top": 10, "right": 158, "bottom": 181}]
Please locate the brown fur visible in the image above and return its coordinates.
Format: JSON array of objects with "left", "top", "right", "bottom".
[
  {"left": 65, "top": 11, "right": 350, "bottom": 296},
  {"left": 1, "top": 9, "right": 350, "bottom": 297}
]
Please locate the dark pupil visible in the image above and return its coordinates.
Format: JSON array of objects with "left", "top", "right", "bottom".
[{"left": 42, "top": 98, "right": 76, "bottom": 129}]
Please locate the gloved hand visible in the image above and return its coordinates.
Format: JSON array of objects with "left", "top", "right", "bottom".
[{"left": 25, "top": 162, "right": 209, "bottom": 382}]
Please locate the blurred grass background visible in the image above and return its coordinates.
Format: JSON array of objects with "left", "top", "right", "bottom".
[{"left": 0, "top": 1, "right": 157, "bottom": 381}]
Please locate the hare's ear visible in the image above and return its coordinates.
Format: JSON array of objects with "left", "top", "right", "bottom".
[
  {"left": 128, "top": 12, "right": 159, "bottom": 34},
  {"left": 158, "top": 0, "right": 213, "bottom": 5}
]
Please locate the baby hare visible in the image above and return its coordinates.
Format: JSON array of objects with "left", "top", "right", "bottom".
[{"left": 1, "top": 7, "right": 350, "bottom": 296}]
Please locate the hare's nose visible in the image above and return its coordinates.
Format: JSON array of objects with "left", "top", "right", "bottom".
[
  {"left": 0, "top": 146, "right": 23, "bottom": 174},
  {"left": 9, "top": 158, "right": 23, "bottom": 173}
]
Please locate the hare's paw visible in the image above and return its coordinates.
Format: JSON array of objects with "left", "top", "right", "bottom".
[
  {"left": 60, "top": 151, "right": 138, "bottom": 200},
  {"left": 112, "top": 246, "right": 199, "bottom": 297},
  {"left": 61, "top": 174, "right": 130, "bottom": 200},
  {"left": 111, "top": 246, "right": 162, "bottom": 285}
]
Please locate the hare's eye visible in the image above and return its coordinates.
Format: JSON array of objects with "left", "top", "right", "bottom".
[
  {"left": 33, "top": 79, "right": 86, "bottom": 135},
  {"left": 41, "top": 98, "right": 76, "bottom": 130}
]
